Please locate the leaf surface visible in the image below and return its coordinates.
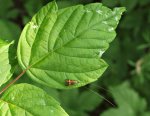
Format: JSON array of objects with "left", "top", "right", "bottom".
[
  {"left": 0, "top": 39, "right": 14, "bottom": 87},
  {"left": 17, "top": 1, "right": 125, "bottom": 89},
  {"left": 0, "top": 84, "right": 68, "bottom": 116}
]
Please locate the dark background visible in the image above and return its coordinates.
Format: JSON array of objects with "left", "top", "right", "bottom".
[{"left": 0, "top": 0, "right": 150, "bottom": 116}]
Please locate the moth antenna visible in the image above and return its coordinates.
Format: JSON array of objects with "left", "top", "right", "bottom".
[
  {"left": 84, "top": 86, "right": 116, "bottom": 107},
  {"left": 90, "top": 84, "right": 112, "bottom": 94}
]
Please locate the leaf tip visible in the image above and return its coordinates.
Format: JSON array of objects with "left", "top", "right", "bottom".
[{"left": 113, "top": 7, "right": 126, "bottom": 15}]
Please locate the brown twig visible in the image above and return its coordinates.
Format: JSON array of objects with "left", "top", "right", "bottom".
[{"left": 0, "top": 66, "right": 30, "bottom": 95}]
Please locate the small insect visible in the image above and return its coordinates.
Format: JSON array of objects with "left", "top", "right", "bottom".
[
  {"left": 65, "top": 80, "right": 115, "bottom": 107},
  {"left": 65, "top": 79, "right": 78, "bottom": 86}
]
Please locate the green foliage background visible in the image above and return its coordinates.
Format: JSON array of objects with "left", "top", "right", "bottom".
[{"left": 0, "top": 0, "right": 150, "bottom": 115}]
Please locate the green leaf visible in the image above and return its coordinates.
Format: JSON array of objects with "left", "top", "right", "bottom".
[
  {"left": 0, "top": 19, "right": 21, "bottom": 42},
  {"left": 101, "top": 82, "right": 148, "bottom": 116},
  {"left": 111, "top": 83, "right": 146, "bottom": 112},
  {"left": 16, "top": 72, "right": 60, "bottom": 102},
  {"left": 17, "top": 1, "right": 125, "bottom": 89},
  {"left": 101, "top": 107, "right": 135, "bottom": 116},
  {"left": 0, "top": 83, "right": 69, "bottom": 116},
  {"left": 0, "top": 39, "right": 14, "bottom": 87}
]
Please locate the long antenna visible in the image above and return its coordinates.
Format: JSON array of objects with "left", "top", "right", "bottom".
[
  {"left": 90, "top": 84, "right": 113, "bottom": 94},
  {"left": 84, "top": 86, "right": 116, "bottom": 107}
]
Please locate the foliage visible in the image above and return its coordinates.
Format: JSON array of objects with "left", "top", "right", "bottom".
[
  {"left": 0, "top": 40, "right": 14, "bottom": 87},
  {"left": 0, "top": 84, "right": 68, "bottom": 116},
  {"left": 59, "top": 89, "right": 102, "bottom": 116},
  {"left": 17, "top": 1, "right": 124, "bottom": 89},
  {"left": 0, "top": 0, "right": 150, "bottom": 115},
  {"left": 0, "top": 19, "right": 21, "bottom": 42},
  {"left": 101, "top": 82, "right": 150, "bottom": 116}
]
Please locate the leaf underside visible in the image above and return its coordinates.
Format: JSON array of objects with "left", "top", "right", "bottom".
[{"left": 17, "top": 1, "right": 125, "bottom": 89}]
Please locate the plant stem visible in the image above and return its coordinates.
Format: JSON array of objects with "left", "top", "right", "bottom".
[{"left": 0, "top": 66, "right": 30, "bottom": 95}]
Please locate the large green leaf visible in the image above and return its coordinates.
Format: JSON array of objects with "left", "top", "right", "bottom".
[
  {"left": 0, "top": 84, "right": 68, "bottom": 116},
  {"left": 0, "top": 39, "right": 14, "bottom": 87},
  {"left": 17, "top": 1, "right": 125, "bottom": 89}
]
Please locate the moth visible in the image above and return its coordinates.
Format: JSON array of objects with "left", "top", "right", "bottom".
[{"left": 65, "top": 79, "right": 78, "bottom": 86}]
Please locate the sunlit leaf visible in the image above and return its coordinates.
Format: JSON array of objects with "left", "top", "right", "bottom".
[
  {"left": 17, "top": 1, "right": 125, "bottom": 89},
  {"left": 0, "top": 84, "right": 68, "bottom": 116},
  {"left": 0, "top": 39, "right": 14, "bottom": 87}
]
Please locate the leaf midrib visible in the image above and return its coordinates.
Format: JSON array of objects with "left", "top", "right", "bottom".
[{"left": 28, "top": 7, "right": 116, "bottom": 69}]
